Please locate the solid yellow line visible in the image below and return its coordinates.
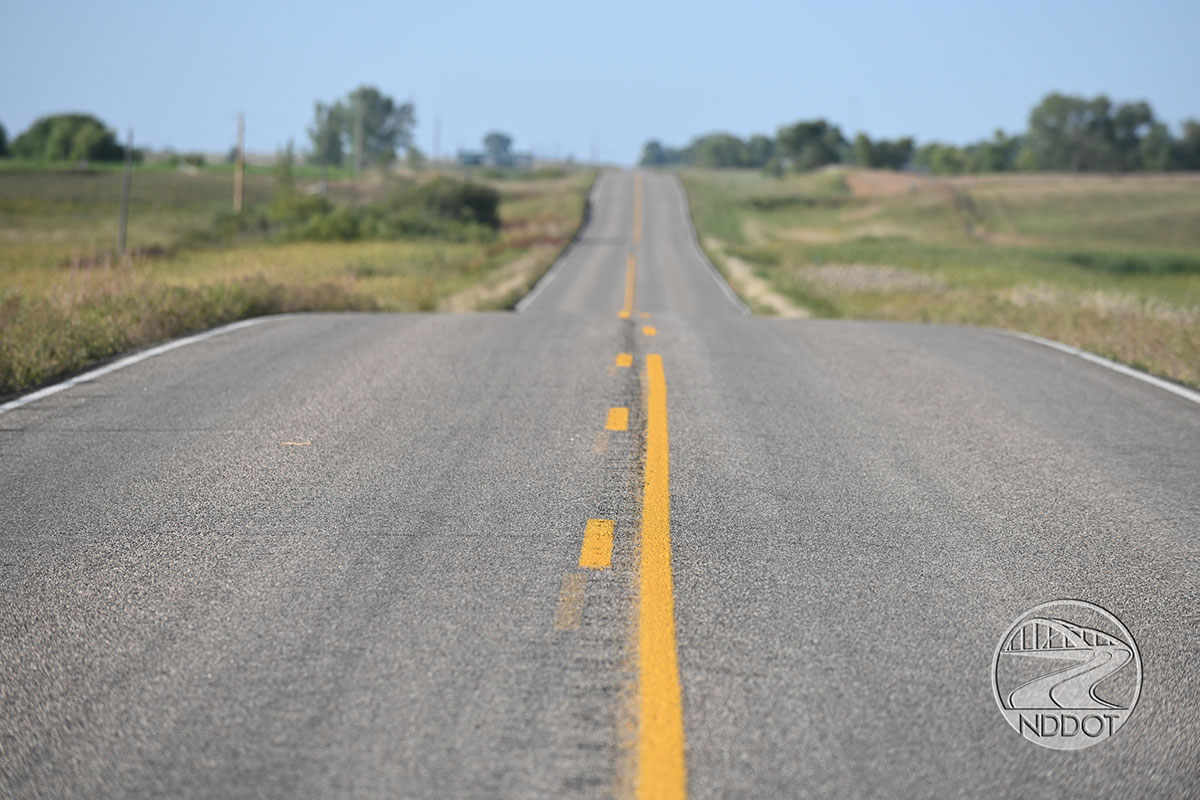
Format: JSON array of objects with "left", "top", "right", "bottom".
[
  {"left": 616, "top": 353, "right": 634, "bottom": 368},
  {"left": 579, "top": 518, "right": 615, "bottom": 569},
  {"left": 620, "top": 253, "right": 637, "bottom": 319},
  {"left": 642, "top": 326, "right": 657, "bottom": 337},
  {"left": 637, "top": 354, "right": 686, "bottom": 799},
  {"left": 606, "top": 407, "right": 629, "bottom": 431}
]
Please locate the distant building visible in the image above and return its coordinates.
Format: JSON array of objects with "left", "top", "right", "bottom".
[{"left": 457, "top": 149, "right": 535, "bottom": 169}]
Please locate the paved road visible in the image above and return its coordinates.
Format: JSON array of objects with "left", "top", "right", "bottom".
[{"left": 2, "top": 171, "right": 1198, "bottom": 798}]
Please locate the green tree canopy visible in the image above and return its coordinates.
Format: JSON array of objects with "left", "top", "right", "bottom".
[
  {"left": 307, "top": 101, "right": 347, "bottom": 166},
  {"left": 12, "top": 114, "right": 125, "bottom": 162},
  {"left": 0, "top": 122, "right": 8, "bottom": 157},
  {"left": 1172, "top": 120, "right": 1200, "bottom": 170},
  {"left": 483, "top": 131, "right": 513, "bottom": 164},
  {"left": 776, "top": 120, "right": 845, "bottom": 170},
  {"left": 691, "top": 133, "right": 749, "bottom": 168},
  {"left": 307, "top": 86, "right": 415, "bottom": 167},
  {"left": 640, "top": 140, "right": 667, "bottom": 166},
  {"left": 745, "top": 135, "right": 775, "bottom": 168}
]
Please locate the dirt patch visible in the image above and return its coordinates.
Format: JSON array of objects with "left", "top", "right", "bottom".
[
  {"left": 705, "top": 237, "right": 809, "bottom": 317},
  {"left": 845, "top": 169, "right": 935, "bottom": 199},
  {"left": 798, "top": 264, "right": 945, "bottom": 293},
  {"left": 437, "top": 245, "right": 557, "bottom": 311}
]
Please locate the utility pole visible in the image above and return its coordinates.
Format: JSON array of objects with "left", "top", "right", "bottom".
[
  {"left": 117, "top": 128, "right": 134, "bottom": 256},
  {"left": 233, "top": 113, "right": 245, "bottom": 214}
]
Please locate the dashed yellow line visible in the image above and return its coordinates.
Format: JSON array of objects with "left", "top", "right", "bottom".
[
  {"left": 636, "top": 354, "right": 686, "bottom": 799},
  {"left": 616, "top": 353, "right": 634, "bottom": 368},
  {"left": 606, "top": 407, "right": 629, "bottom": 431},
  {"left": 642, "top": 326, "right": 657, "bottom": 337},
  {"left": 579, "top": 518, "right": 615, "bottom": 569}
]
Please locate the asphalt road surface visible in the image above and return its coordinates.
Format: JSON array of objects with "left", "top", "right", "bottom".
[{"left": 2, "top": 171, "right": 1198, "bottom": 799}]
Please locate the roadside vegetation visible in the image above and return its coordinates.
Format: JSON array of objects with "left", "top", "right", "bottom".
[
  {"left": 683, "top": 167, "right": 1200, "bottom": 387},
  {"left": 643, "top": 92, "right": 1200, "bottom": 176},
  {"left": 0, "top": 160, "right": 591, "bottom": 396}
]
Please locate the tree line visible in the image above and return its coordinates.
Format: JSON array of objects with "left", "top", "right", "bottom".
[{"left": 640, "top": 92, "right": 1200, "bottom": 174}]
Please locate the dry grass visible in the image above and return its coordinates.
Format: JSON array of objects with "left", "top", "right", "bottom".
[
  {"left": 0, "top": 165, "right": 592, "bottom": 396},
  {"left": 683, "top": 167, "right": 1200, "bottom": 387}
]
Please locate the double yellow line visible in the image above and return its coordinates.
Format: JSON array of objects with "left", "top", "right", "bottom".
[{"left": 636, "top": 353, "right": 686, "bottom": 799}]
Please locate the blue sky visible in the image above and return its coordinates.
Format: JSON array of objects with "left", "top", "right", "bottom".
[{"left": 2, "top": 0, "right": 1197, "bottom": 164}]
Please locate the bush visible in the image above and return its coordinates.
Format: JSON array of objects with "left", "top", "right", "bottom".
[
  {"left": 296, "top": 207, "right": 361, "bottom": 241},
  {"left": 205, "top": 176, "right": 502, "bottom": 245},
  {"left": 404, "top": 177, "right": 500, "bottom": 229},
  {"left": 12, "top": 114, "right": 125, "bottom": 162}
]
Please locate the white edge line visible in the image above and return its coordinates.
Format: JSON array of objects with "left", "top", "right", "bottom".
[
  {"left": 995, "top": 329, "right": 1200, "bottom": 406},
  {"left": 669, "top": 172, "right": 751, "bottom": 317},
  {"left": 0, "top": 315, "right": 294, "bottom": 416},
  {"left": 515, "top": 177, "right": 605, "bottom": 313}
]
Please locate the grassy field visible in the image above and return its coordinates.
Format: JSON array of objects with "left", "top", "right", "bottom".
[
  {"left": 0, "top": 162, "right": 592, "bottom": 396},
  {"left": 683, "top": 167, "right": 1200, "bottom": 387}
]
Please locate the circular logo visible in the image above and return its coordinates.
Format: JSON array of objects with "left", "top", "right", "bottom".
[{"left": 992, "top": 599, "right": 1141, "bottom": 750}]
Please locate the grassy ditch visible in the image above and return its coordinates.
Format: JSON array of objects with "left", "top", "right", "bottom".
[
  {"left": 0, "top": 163, "right": 593, "bottom": 396},
  {"left": 682, "top": 167, "right": 1200, "bottom": 387}
]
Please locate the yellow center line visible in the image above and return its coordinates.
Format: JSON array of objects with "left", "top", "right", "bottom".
[
  {"left": 637, "top": 354, "right": 686, "bottom": 799},
  {"left": 606, "top": 406, "right": 629, "bottom": 431},
  {"left": 642, "top": 326, "right": 657, "bottom": 337},
  {"left": 580, "top": 518, "right": 615, "bottom": 569},
  {"left": 616, "top": 353, "right": 634, "bottom": 368},
  {"left": 280, "top": 441, "right": 311, "bottom": 446}
]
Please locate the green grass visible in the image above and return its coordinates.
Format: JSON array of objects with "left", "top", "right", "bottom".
[
  {"left": 681, "top": 167, "right": 1200, "bottom": 387},
  {"left": 0, "top": 164, "right": 593, "bottom": 396}
]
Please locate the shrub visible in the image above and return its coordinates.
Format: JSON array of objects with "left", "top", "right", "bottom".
[{"left": 12, "top": 114, "right": 125, "bottom": 162}]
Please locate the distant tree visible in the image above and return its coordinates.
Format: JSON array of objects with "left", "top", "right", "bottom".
[
  {"left": 871, "top": 137, "right": 914, "bottom": 169},
  {"left": 640, "top": 140, "right": 667, "bottom": 166},
  {"left": 745, "top": 135, "right": 775, "bottom": 167},
  {"left": 776, "top": 120, "right": 845, "bottom": 170},
  {"left": 1172, "top": 120, "right": 1200, "bottom": 170},
  {"left": 849, "top": 132, "right": 911, "bottom": 169},
  {"left": 347, "top": 85, "right": 415, "bottom": 166},
  {"left": 307, "top": 101, "right": 346, "bottom": 166},
  {"left": 0, "top": 122, "right": 8, "bottom": 157},
  {"left": 913, "top": 143, "right": 968, "bottom": 175},
  {"left": 12, "top": 113, "right": 125, "bottom": 162},
  {"left": 852, "top": 133, "right": 873, "bottom": 167},
  {"left": 483, "top": 131, "right": 514, "bottom": 165},
  {"left": 1138, "top": 122, "right": 1172, "bottom": 171},
  {"left": 1026, "top": 92, "right": 1120, "bottom": 171},
  {"left": 1111, "top": 101, "right": 1157, "bottom": 170},
  {"left": 691, "top": 133, "right": 749, "bottom": 168},
  {"left": 972, "top": 129, "right": 1023, "bottom": 172}
]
